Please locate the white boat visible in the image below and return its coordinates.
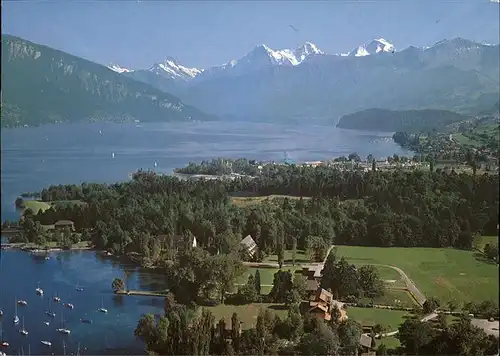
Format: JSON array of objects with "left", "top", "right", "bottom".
[
  {"left": 1, "top": 321, "right": 9, "bottom": 347},
  {"left": 17, "top": 300, "right": 28, "bottom": 306},
  {"left": 36, "top": 282, "right": 44, "bottom": 295},
  {"left": 45, "top": 299, "right": 56, "bottom": 318},
  {"left": 56, "top": 312, "right": 71, "bottom": 335},
  {"left": 19, "top": 317, "right": 28, "bottom": 336},
  {"left": 76, "top": 282, "right": 84, "bottom": 292},
  {"left": 13, "top": 299, "right": 19, "bottom": 324},
  {"left": 53, "top": 294, "right": 61, "bottom": 303},
  {"left": 45, "top": 256, "right": 50, "bottom": 260},
  {"left": 0, "top": 310, "right": 3, "bottom": 317},
  {"left": 97, "top": 297, "right": 107, "bottom": 313},
  {"left": 44, "top": 321, "right": 50, "bottom": 326},
  {"left": 41, "top": 340, "right": 51, "bottom": 347},
  {"left": 64, "top": 303, "right": 74, "bottom": 310}
]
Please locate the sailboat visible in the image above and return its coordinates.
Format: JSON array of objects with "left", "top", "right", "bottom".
[
  {"left": 13, "top": 299, "right": 19, "bottom": 324},
  {"left": 17, "top": 299, "right": 28, "bottom": 306},
  {"left": 76, "top": 281, "right": 84, "bottom": 292},
  {"left": 53, "top": 292, "right": 61, "bottom": 303},
  {"left": 19, "top": 317, "right": 28, "bottom": 336},
  {"left": 97, "top": 297, "right": 107, "bottom": 313},
  {"left": 36, "top": 282, "right": 43, "bottom": 295},
  {"left": 56, "top": 312, "right": 70, "bottom": 334},
  {"left": 45, "top": 298, "right": 56, "bottom": 318},
  {"left": 0, "top": 321, "right": 9, "bottom": 347},
  {"left": 41, "top": 340, "right": 52, "bottom": 347}
]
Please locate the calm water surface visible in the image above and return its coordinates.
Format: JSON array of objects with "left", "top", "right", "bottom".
[{"left": 0, "top": 120, "right": 410, "bottom": 354}]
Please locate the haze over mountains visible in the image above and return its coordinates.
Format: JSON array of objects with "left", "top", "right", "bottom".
[
  {"left": 113, "top": 37, "right": 500, "bottom": 121},
  {"left": 1, "top": 35, "right": 215, "bottom": 128},
  {"left": 1, "top": 34, "right": 499, "bottom": 128}
]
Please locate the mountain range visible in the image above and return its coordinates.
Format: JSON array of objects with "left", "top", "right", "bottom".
[
  {"left": 1, "top": 35, "right": 214, "bottom": 128},
  {"left": 2, "top": 34, "right": 499, "bottom": 128},
  {"left": 113, "top": 37, "right": 499, "bottom": 122}
]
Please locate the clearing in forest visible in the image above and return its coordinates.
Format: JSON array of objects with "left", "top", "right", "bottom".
[{"left": 336, "top": 246, "right": 499, "bottom": 305}]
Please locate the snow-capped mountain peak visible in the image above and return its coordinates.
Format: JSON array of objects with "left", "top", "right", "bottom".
[
  {"left": 107, "top": 63, "right": 134, "bottom": 73},
  {"left": 148, "top": 57, "right": 203, "bottom": 81},
  {"left": 349, "top": 38, "right": 395, "bottom": 57},
  {"left": 244, "top": 42, "right": 324, "bottom": 66}
]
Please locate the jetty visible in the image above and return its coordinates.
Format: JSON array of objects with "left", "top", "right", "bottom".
[{"left": 114, "top": 289, "right": 168, "bottom": 297}]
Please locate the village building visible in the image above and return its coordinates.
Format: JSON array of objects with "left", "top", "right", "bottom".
[
  {"left": 54, "top": 220, "right": 75, "bottom": 231},
  {"left": 308, "top": 288, "right": 348, "bottom": 322},
  {"left": 359, "top": 334, "right": 375, "bottom": 356},
  {"left": 240, "top": 235, "right": 258, "bottom": 258},
  {"left": 302, "top": 264, "right": 323, "bottom": 295}
]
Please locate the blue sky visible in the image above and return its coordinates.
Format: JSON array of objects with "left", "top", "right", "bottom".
[{"left": 2, "top": 0, "right": 499, "bottom": 69}]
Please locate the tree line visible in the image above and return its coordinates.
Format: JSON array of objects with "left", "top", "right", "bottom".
[{"left": 12, "top": 164, "right": 497, "bottom": 261}]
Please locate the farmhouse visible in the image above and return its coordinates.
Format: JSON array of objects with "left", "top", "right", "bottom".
[
  {"left": 308, "top": 288, "right": 347, "bottom": 322},
  {"left": 240, "top": 235, "right": 258, "bottom": 258},
  {"left": 54, "top": 220, "right": 75, "bottom": 231},
  {"left": 302, "top": 264, "right": 323, "bottom": 294}
]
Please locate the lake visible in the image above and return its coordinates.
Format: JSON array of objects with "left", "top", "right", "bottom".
[{"left": 0, "top": 120, "right": 411, "bottom": 354}]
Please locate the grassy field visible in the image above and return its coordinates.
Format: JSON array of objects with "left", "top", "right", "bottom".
[
  {"left": 376, "top": 336, "right": 401, "bottom": 349},
  {"left": 23, "top": 200, "right": 52, "bottom": 214},
  {"left": 345, "top": 306, "right": 413, "bottom": 331},
  {"left": 359, "top": 289, "right": 418, "bottom": 308},
  {"left": 22, "top": 199, "right": 86, "bottom": 214},
  {"left": 336, "top": 246, "right": 499, "bottom": 306},
  {"left": 204, "top": 303, "right": 288, "bottom": 329},
  {"left": 230, "top": 195, "right": 310, "bottom": 207}
]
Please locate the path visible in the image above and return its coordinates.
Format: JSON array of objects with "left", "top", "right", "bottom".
[{"left": 369, "top": 263, "right": 427, "bottom": 306}]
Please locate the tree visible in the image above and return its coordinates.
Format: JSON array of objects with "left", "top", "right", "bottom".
[
  {"left": 291, "top": 236, "right": 297, "bottom": 266},
  {"left": 367, "top": 154, "right": 374, "bottom": 163},
  {"left": 358, "top": 265, "right": 384, "bottom": 299},
  {"left": 287, "top": 275, "right": 307, "bottom": 306},
  {"left": 398, "top": 319, "right": 434, "bottom": 355},
  {"left": 320, "top": 248, "right": 337, "bottom": 291},
  {"left": 269, "top": 270, "right": 293, "bottom": 304},
  {"left": 423, "top": 297, "right": 440, "bottom": 314},
  {"left": 298, "top": 321, "right": 340, "bottom": 355},
  {"left": 338, "top": 319, "right": 362, "bottom": 355},
  {"left": 306, "top": 235, "right": 328, "bottom": 262},
  {"left": 111, "top": 278, "right": 125, "bottom": 292},
  {"left": 231, "top": 313, "right": 241, "bottom": 353},
  {"left": 254, "top": 270, "right": 261, "bottom": 296}
]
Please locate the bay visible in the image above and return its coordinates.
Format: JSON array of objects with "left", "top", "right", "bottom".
[{"left": 0, "top": 120, "right": 410, "bottom": 354}]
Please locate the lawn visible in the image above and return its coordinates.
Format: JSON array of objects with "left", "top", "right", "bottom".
[
  {"left": 376, "top": 336, "right": 401, "bottom": 349},
  {"left": 22, "top": 200, "right": 52, "bottom": 214},
  {"left": 235, "top": 267, "right": 300, "bottom": 295},
  {"left": 204, "top": 303, "right": 288, "bottom": 329},
  {"left": 345, "top": 306, "right": 413, "bottom": 331},
  {"left": 336, "top": 246, "right": 499, "bottom": 306},
  {"left": 359, "top": 289, "right": 418, "bottom": 308},
  {"left": 263, "top": 249, "right": 310, "bottom": 264}
]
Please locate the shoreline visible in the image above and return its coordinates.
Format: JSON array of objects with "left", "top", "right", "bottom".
[{"left": 1, "top": 242, "right": 94, "bottom": 253}]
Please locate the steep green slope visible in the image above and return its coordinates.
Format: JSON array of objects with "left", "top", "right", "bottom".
[
  {"left": 1, "top": 35, "right": 214, "bottom": 128},
  {"left": 336, "top": 108, "right": 470, "bottom": 132}
]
